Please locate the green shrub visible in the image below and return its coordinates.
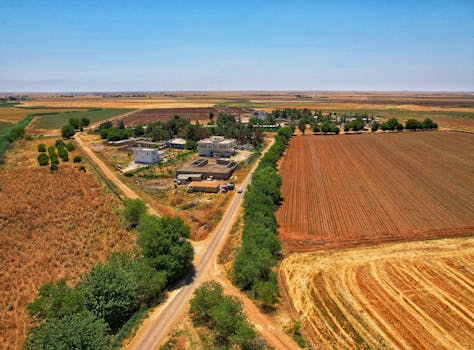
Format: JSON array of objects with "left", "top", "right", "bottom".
[
  {"left": 73, "top": 155, "right": 82, "bottom": 163},
  {"left": 37, "top": 143, "right": 46, "bottom": 152},
  {"left": 37, "top": 153, "right": 49, "bottom": 166},
  {"left": 66, "top": 142, "right": 75, "bottom": 151},
  {"left": 122, "top": 198, "right": 147, "bottom": 229},
  {"left": 61, "top": 124, "right": 76, "bottom": 139},
  {"left": 55, "top": 140, "right": 65, "bottom": 147}
]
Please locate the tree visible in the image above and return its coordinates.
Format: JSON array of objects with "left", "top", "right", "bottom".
[
  {"left": 61, "top": 124, "right": 76, "bottom": 139},
  {"left": 380, "top": 122, "right": 389, "bottom": 131},
  {"left": 73, "top": 156, "right": 82, "bottom": 163},
  {"left": 312, "top": 124, "right": 320, "bottom": 133},
  {"left": 37, "top": 153, "right": 49, "bottom": 166},
  {"left": 405, "top": 119, "right": 422, "bottom": 130},
  {"left": 386, "top": 118, "right": 400, "bottom": 131},
  {"left": 68, "top": 118, "right": 81, "bottom": 130},
  {"left": 137, "top": 215, "right": 194, "bottom": 282},
  {"left": 320, "top": 121, "right": 331, "bottom": 133},
  {"left": 298, "top": 119, "right": 306, "bottom": 134},
  {"left": 396, "top": 123, "right": 404, "bottom": 131},
  {"left": 209, "top": 111, "right": 214, "bottom": 120},
  {"left": 185, "top": 139, "right": 196, "bottom": 150},
  {"left": 37, "top": 144, "right": 46, "bottom": 152},
  {"left": 371, "top": 121, "right": 380, "bottom": 132},
  {"left": 65, "top": 142, "right": 75, "bottom": 151},
  {"left": 24, "top": 311, "right": 111, "bottom": 350},
  {"left": 80, "top": 117, "right": 90, "bottom": 127},
  {"left": 122, "top": 198, "right": 147, "bottom": 229},
  {"left": 422, "top": 118, "right": 437, "bottom": 129},
  {"left": 81, "top": 254, "right": 141, "bottom": 330},
  {"left": 189, "top": 281, "right": 224, "bottom": 327},
  {"left": 27, "top": 279, "right": 85, "bottom": 321}
]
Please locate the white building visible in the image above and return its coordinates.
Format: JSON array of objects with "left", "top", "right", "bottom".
[
  {"left": 251, "top": 110, "right": 267, "bottom": 120},
  {"left": 133, "top": 147, "right": 164, "bottom": 164},
  {"left": 197, "top": 136, "right": 236, "bottom": 157}
]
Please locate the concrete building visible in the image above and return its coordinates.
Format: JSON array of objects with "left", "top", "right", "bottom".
[
  {"left": 165, "top": 138, "right": 187, "bottom": 149},
  {"left": 133, "top": 147, "right": 164, "bottom": 164},
  {"left": 176, "top": 158, "right": 238, "bottom": 180},
  {"left": 251, "top": 110, "right": 267, "bottom": 120},
  {"left": 187, "top": 181, "right": 220, "bottom": 193},
  {"left": 197, "top": 136, "right": 236, "bottom": 158}
]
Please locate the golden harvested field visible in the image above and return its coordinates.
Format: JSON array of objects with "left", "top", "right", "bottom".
[
  {"left": 280, "top": 237, "right": 474, "bottom": 349},
  {"left": 0, "top": 167, "right": 133, "bottom": 349},
  {"left": 276, "top": 132, "right": 474, "bottom": 252}
]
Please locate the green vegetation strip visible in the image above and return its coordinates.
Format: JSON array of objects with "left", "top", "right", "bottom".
[
  {"left": 231, "top": 126, "right": 293, "bottom": 308},
  {"left": 0, "top": 113, "right": 35, "bottom": 163},
  {"left": 36, "top": 108, "right": 131, "bottom": 129}
]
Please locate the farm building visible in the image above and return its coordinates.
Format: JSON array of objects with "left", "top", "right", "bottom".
[
  {"left": 197, "top": 136, "right": 236, "bottom": 157},
  {"left": 251, "top": 110, "right": 267, "bottom": 120},
  {"left": 187, "top": 181, "right": 220, "bottom": 193},
  {"left": 133, "top": 147, "right": 164, "bottom": 164},
  {"left": 176, "top": 173, "right": 203, "bottom": 184},
  {"left": 166, "top": 138, "right": 187, "bottom": 149},
  {"left": 176, "top": 158, "right": 238, "bottom": 180}
]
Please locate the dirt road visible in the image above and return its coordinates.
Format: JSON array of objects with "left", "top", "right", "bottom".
[
  {"left": 74, "top": 133, "right": 159, "bottom": 216},
  {"left": 126, "top": 139, "right": 299, "bottom": 350}
]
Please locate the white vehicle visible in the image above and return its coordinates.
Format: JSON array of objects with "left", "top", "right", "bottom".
[{"left": 237, "top": 187, "right": 243, "bottom": 193}]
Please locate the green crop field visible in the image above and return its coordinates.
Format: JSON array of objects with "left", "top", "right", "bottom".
[
  {"left": 35, "top": 108, "right": 132, "bottom": 129},
  {"left": 0, "top": 120, "right": 14, "bottom": 135}
]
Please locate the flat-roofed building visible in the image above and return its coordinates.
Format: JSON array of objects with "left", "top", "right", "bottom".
[
  {"left": 197, "top": 136, "right": 236, "bottom": 158},
  {"left": 133, "top": 147, "right": 164, "bottom": 164}
]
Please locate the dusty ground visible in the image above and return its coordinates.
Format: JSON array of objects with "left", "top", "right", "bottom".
[
  {"left": 280, "top": 237, "right": 474, "bottom": 349},
  {"left": 276, "top": 132, "right": 474, "bottom": 252}
]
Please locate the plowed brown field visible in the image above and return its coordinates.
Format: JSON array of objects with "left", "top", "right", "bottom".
[
  {"left": 276, "top": 131, "right": 474, "bottom": 252},
  {"left": 121, "top": 107, "right": 250, "bottom": 126},
  {"left": 280, "top": 237, "right": 474, "bottom": 349}
]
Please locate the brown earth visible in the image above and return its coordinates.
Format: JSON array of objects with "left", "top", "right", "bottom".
[
  {"left": 0, "top": 166, "right": 133, "bottom": 349},
  {"left": 120, "top": 107, "right": 251, "bottom": 126},
  {"left": 280, "top": 237, "right": 474, "bottom": 349},
  {"left": 276, "top": 131, "right": 474, "bottom": 252}
]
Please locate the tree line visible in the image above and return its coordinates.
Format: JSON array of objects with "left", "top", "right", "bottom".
[
  {"left": 24, "top": 199, "right": 193, "bottom": 349},
  {"left": 231, "top": 126, "right": 293, "bottom": 308}
]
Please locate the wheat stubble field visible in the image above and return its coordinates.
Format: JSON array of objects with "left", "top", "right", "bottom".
[
  {"left": 277, "top": 131, "right": 474, "bottom": 349},
  {"left": 0, "top": 167, "right": 133, "bottom": 349},
  {"left": 281, "top": 237, "right": 474, "bottom": 349},
  {"left": 276, "top": 131, "right": 474, "bottom": 252}
]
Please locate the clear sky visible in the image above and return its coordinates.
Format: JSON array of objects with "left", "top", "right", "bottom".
[{"left": 1, "top": 0, "right": 473, "bottom": 92}]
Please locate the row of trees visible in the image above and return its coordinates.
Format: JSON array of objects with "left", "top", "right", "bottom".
[
  {"left": 25, "top": 199, "right": 194, "bottom": 349},
  {"left": 61, "top": 117, "right": 90, "bottom": 139},
  {"left": 231, "top": 127, "right": 293, "bottom": 308},
  {"left": 405, "top": 118, "right": 438, "bottom": 130},
  {"left": 189, "top": 281, "right": 265, "bottom": 349}
]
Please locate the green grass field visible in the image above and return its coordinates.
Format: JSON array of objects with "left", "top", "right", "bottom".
[
  {"left": 35, "top": 108, "right": 132, "bottom": 129},
  {"left": 0, "top": 120, "right": 14, "bottom": 134}
]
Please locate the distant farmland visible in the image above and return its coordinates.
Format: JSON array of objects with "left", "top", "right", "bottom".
[
  {"left": 276, "top": 131, "right": 474, "bottom": 252},
  {"left": 121, "top": 107, "right": 251, "bottom": 126},
  {"left": 281, "top": 237, "right": 474, "bottom": 349},
  {"left": 34, "top": 108, "right": 131, "bottom": 129}
]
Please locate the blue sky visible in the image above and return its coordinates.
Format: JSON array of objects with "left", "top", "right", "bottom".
[{"left": 0, "top": 0, "right": 473, "bottom": 92}]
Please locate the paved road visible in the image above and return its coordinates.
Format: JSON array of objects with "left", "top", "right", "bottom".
[{"left": 126, "top": 138, "right": 299, "bottom": 350}]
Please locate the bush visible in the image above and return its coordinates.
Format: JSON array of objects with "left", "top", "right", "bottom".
[
  {"left": 405, "top": 119, "right": 423, "bottom": 130},
  {"left": 50, "top": 163, "right": 58, "bottom": 171},
  {"left": 58, "top": 147, "right": 69, "bottom": 162},
  {"left": 55, "top": 139, "right": 65, "bottom": 147},
  {"left": 24, "top": 311, "right": 111, "bottom": 350},
  {"left": 37, "top": 143, "right": 46, "bottom": 152},
  {"left": 68, "top": 118, "right": 81, "bottom": 130},
  {"left": 137, "top": 215, "right": 194, "bottom": 283},
  {"left": 80, "top": 117, "right": 90, "bottom": 127},
  {"left": 312, "top": 125, "right": 320, "bottom": 133},
  {"left": 66, "top": 142, "right": 75, "bottom": 151},
  {"left": 423, "top": 118, "right": 438, "bottom": 129},
  {"left": 61, "top": 124, "right": 76, "bottom": 139},
  {"left": 122, "top": 198, "right": 147, "bottom": 229},
  {"left": 185, "top": 139, "right": 196, "bottom": 150},
  {"left": 73, "top": 155, "right": 82, "bottom": 163},
  {"left": 37, "top": 153, "right": 49, "bottom": 166},
  {"left": 396, "top": 123, "right": 405, "bottom": 131},
  {"left": 371, "top": 121, "right": 380, "bottom": 132}
]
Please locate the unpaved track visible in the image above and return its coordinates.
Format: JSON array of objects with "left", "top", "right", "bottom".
[
  {"left": 126, "top": 138, "right": 299, "bottom": 350},
  {"left": 74, "top": 133, "right": 159, "bottom": 216}
]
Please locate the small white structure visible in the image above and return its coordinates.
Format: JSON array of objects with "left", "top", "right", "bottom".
[
  {"left": 251, "top": 110, "right": 267, "bottom": 120},
  {"left": 197, "top": 136, "right": 236, "bottom": 157},
  {"left": 133, "top": 147, "right": 164, "bottom": 164}
]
